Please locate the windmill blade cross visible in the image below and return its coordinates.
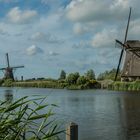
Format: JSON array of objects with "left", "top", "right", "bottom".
[
  {"left": 116, "top": 40, "right": 140, "bottom": 58},
  {"left": 0, "top": 68, "right": 6, "bottom": 70},
  {"left": 12, "top": 66, "right": 24, "bottom": 69},
  {"left": 114, "top": 7, "right": 132, "bottom": 81}
]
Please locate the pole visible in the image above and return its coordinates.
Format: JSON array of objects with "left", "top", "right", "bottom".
[
  {"left": 66, "top": 122, "right": 78, "bottom": 140},
  {"left": 6, "top": 53, "right": 10, "bottom": 68}
]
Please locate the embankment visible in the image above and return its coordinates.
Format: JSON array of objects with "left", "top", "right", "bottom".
[
  {"left": 1, "top": 79, "right": 101, "bottom": 90},
  {"left": 108, "top": 81, "right": 140, "bottom": 91}
]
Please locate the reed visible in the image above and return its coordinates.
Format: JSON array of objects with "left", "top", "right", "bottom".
[
  {"left": 109, "top": 81, "right": 140, "bottom": 91},
  {"left": 0, "top": 96, "right": 63, "bottom": 140}
]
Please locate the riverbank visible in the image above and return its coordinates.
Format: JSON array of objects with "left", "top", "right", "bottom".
[
  {"left": 1, "top": 79, "right": 101, "bottom": 90},
  {"left": 108, "top": 81, "right": 140, "bottom": 91}
]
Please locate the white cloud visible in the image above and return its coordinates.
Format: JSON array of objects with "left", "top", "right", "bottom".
[
  {"left": 73, "top": 23, "right": 89, "bottom": 35},
  {"left": 65, "top": 0, "right": 134, "bottom": 36},
  {"left": 72, "top": 40, "right": 91, "bottom": 49},
  {"left": 41, "top": 0, "right": 58, "bottom": 5},
  {"left": 0, "top": 0, "right": 18, "bottom": 3},
  {"left": 129, "top": 19, "right": 140, "bottom": 39},
  {"left": 49, "top": 51, "right": 59, "bottom": 56},
  {"left": 91, "top": 29, "right": 118, "bottom": 48},
  {"left": 111, "top": 0, "right": 129, "bottom": 9},
  {"left": 0, "top": 28, "right": 9, "bottom": 36},
  {"left": 66, "top": 0, "right": 130, "bottom": 23},
  {"left": 30, "top": 32, "right": 46, "bottom": 41},
  {"left": 7, "top": 7, "right": 38, "bottom": 24},
  {"left": 73, "top": 22, "right": 99, "bottom": 35},
  {"left": 26, "top": 45, "right": 43, "bottom": 56},
  {"left": 30, "top": 32, "right": 64, "bottom": 44}
]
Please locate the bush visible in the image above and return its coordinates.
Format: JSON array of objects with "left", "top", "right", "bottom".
[
  {"left": 0, "top": 79, "right": 4, "bottom": 86},
  {"left": 66, "top": 73, "right": 80, "bottom": 85},
  {"left": 2, "top": 79, "right": 13, "bottom": 87},
  {"left": 77, "top": 76, "right": 87, "bottom": 85}
]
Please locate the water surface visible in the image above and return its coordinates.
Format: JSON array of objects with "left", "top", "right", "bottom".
[{"left": 0, "top": 87, "right": 140, "bottom": 140}]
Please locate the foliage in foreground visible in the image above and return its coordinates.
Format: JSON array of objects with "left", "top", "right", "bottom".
[{"left": 0, "top": 96, "right": 63, "bottom": 140}]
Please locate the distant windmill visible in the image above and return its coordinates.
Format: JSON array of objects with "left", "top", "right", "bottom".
[
  {"left": 0, "top": 53, "right": 24, "bottom": 80},
  {"left": 115, "top": 8, "right": 140, "bottom": 81}
]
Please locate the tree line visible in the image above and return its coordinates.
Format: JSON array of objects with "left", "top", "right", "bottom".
[
  {"left": 58, "top": 69, "right": 99, "bottom": 89},
  {"left": 59, "top": 69, "right": 96, "bottom": 84},
  {"left": 59, "top": 68, "right": 121, "bottom": 82},
  {"left": 97, "top": 68, "right": 121, "bottom": 81}
]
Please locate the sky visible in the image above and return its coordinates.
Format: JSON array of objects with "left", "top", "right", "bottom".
[{"left": 0, "top": 0, "right": 140, "bottom": 79}]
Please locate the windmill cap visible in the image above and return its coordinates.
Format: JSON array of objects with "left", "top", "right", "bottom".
[{"left": 126, "top": 40, "right": 140, "bottom": 48}]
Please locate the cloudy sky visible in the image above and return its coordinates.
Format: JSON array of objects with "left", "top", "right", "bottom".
[{"left": 0, "top": 0, "right": 139, "bottom": 79}]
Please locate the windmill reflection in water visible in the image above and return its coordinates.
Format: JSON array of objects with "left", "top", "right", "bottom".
[{"left": 4, "top": 89, "right": 13, "bottom": 103}]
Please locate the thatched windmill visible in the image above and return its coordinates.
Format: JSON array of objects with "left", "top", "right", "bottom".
[
  {"left": 115, "top": 8, "right": 140, "bottom": 81},
  {"left": 0, "top": 53, "right": 24, "bottom": 80}
]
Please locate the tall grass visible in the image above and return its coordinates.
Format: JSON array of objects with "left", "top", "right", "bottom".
[
  {"left": 109, "top": 81, "right": 140, "bottom": 91},
  {"left": 0, "top": 96, "right": 63, "bottom": 140},
  {"left": 13, "top": 81, "right": 66, "bottom": 89}
]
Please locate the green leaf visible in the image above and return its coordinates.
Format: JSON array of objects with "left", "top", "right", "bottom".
[
  {"left": 4, "top": 100, "right": 30, "bottom": 112},
  {"left": 12, "top": 96, "right": 28, "bottom": 105},
  {"left": 28, "top": 113, "right": 54, "bottom": 120},
  {"left": 35, "top": 104, "right": 49, "bottom": 111},
  {"left": 43, "top": 130, "right": 64, "bottom": 139}
]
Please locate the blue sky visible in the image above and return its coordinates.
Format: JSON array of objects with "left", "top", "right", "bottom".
[{"left": 0, "top": 0, "right": 139, "bottom": 79}]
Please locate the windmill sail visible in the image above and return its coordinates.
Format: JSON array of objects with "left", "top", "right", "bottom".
[{"left": 114, "top": 7, "right": 132, "bottom": 81}]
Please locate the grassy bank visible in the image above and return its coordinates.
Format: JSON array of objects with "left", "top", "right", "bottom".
[
  {"left": 1, "top": 79, "right": 101, "bottom": 90},
  {"left": 13, "top": 81, "right": 66, "bottom": 89},
  {"left": 108, "top": 81, "right": 140, "bottom": 91}
]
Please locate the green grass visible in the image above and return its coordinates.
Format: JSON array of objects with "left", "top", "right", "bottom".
[
  {"left": 2, "top": 79, "right": 101, "bottom": 90},
  {"left": 0, "top": 78, "right": 101, "bottom": 90},
  {"left": 109, "top": 81, "right": 140, "bottom": 91},
  {"left": 13, "top": 81, "right": 66, "bottom": 89}
]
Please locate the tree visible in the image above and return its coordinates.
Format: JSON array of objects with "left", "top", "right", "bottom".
[
  {"left": 97, "top": 68, "right": 121, "bottom": 81},
  {"left": 85, "top": 69, "right": 96, "bottom": 80},
  {"left": 77, "top": 76, "right": 87, "bottom": 85},
  {"left": 66, "top": 72, "right": 80, "bottom": 85},
  {"left": 59, "top": 70, "right": 66, "bottom": 80}
]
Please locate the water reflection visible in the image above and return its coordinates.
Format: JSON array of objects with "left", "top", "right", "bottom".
[
  {"left": 122, "top": 97, "right": 140, "bottom": 140},
  {"left": 4, "top": 89, "right": 13, "bottom": 103}
]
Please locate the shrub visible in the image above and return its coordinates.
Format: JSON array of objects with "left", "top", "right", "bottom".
[
  {"left": 66, "top": 72, "right": 80, "bottom": 85},
  {"left": 3, "top": 79, "right": 13, "bottom": 87},
  {"left": 77, "top": 76, "right": 87, "bottom": 85}
]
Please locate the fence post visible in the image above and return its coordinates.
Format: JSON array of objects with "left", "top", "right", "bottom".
[{"left": 66, "top": 122, "right": 78, "bottom": 140}]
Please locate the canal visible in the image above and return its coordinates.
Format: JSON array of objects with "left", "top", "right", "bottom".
[{"left": 0, "top": 87, "right": 140, "bottom": 140}]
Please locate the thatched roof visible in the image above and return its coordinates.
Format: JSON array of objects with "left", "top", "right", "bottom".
[{"left": 121, "top": 40, "right": 140, "bottom": 77}]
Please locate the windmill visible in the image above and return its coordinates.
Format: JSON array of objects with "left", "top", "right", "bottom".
[
  {"left": 0, "top": 53, "right": 24, "bottom": 80},
  {"left": 114, "top": 7, "right": 132, "bottom": 81},
  {"left": 115, "top": 8, "right": 140, "bottom": 81}
]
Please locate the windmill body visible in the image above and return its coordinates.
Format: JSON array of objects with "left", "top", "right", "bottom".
[
  {"left": 121, "top": 40, "right": 140, "bottom": 81},
  {"left": 0, "top": 53, "right": 24, "bottom": 80}
]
